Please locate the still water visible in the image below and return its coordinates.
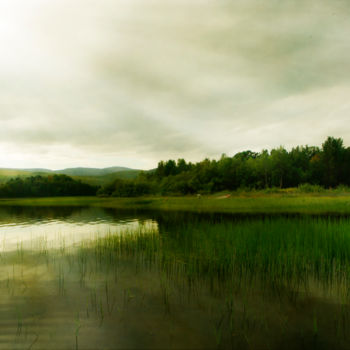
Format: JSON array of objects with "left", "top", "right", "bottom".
[
  {"left": 0, "top": 206, "right": 349, "bottom": 349},
  {"left": 0, "top": 206, "right": 157, "bottom": 252}
]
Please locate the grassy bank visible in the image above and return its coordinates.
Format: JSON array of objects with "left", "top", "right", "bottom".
[{"left": 0, "top": 191, "right": 350, "bottom": 214}]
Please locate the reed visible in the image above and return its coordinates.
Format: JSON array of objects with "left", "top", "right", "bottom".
[{"left": 83, "top": 217, "right": 350, "bottom": 299}]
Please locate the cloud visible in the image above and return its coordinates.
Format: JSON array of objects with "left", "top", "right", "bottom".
[{"left": 0, "top": 0, "right": 349, "bottom": 169}]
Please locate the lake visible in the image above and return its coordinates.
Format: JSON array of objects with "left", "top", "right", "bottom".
[{"left": 0, "top": 206, "right": 350, "bottom": 349}]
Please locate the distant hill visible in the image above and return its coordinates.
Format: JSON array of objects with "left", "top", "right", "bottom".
[
  {"left": 0, "top": 169, "right": 48, "bottom": 184},
  {"left": 0, "top": 166, "right": 142, "bottom": 186},
  {"left": 70, "top": 170, "right": 142, "bottom": 186},
  {"left": 54, "top": 166, "right": 133, "bottom": 177},
  {"left": 21, "top": 168, "right": 52, "bottom": 173},
  {"left": 20, "top": 166, "right": 134, "bottom": 177}
]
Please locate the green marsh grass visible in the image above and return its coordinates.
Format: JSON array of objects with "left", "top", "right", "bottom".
[
  {"left": 85, "top": 217, "right": 350, "bottom": 298},
  {"left": 82, "top": 216, "right": 350, "bottom": 348}
]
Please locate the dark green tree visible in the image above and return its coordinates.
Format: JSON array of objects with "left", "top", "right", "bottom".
[
  {"left": 321, "top": 137, "right": 345, "bottom": 187},
  {"left": 270, "top": 147, "right": 291, "bottom": 188}
]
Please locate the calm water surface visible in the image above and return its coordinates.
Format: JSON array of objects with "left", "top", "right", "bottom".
[
  {"left": 0, "top": 206, "right": 157, "bottom": 251},
  {"left": 0, "top": 206, "right": 349, "bottom": 349}
]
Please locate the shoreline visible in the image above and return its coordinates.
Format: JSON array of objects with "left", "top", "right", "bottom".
[{"left": 0, "top": 194, "right": 349, "bottom": 215}]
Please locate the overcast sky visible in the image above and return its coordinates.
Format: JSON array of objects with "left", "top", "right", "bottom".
[{"left": 0, "top": 0, "right": 349, "bottom": 170}]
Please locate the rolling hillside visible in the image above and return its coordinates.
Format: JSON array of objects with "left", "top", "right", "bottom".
[
  {"left": 68, "top": 170, "right": 142, "bottom": 186},
  {"left": 0, "top": 169, "right": 49, "bottom": 184},
  {"left": 53, "top": 166, "right": 133, "bottom": 177},
  {"left": 0, "top": 167, "right": 142, "bottom": 186}
]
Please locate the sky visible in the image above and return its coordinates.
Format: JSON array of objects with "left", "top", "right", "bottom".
[{"left": 0, "top": 0, "right": 349, "bottom": 170}]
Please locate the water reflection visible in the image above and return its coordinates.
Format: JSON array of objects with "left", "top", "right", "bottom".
[
  {"left": 0, "top": 206, "right": 158, "bottom": 251},
  {"left": 0, "top": 207, "right": 350, "bottom": 349}
]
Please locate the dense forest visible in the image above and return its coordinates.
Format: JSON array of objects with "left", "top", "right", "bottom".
[
  {"left": 1, "top": 136, "right": 349, "bottom": 198},
  {"left": 0, "top": 175, "right": 97, "bottom": 197},
  {"left": 98, "top": 137, "right": 350, "bottom": 196}
]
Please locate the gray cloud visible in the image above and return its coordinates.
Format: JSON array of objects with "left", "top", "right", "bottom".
[{"left": 0, "top": 0, "right": 349, "bottom": 169}]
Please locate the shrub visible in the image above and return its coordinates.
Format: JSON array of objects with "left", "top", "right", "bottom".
[{"left": 297, "top": 183, "right": 323, "bottom": 193}]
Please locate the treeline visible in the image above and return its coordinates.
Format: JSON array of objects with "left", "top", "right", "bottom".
[
  {"left": 0, "top": 175, "right": 97, "bottom": 197},
  {"left": 98, "top": 137, "right": 350, "bottom": 196}
]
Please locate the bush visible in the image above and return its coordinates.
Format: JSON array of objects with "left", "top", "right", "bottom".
[
  {"left": 297, "top": 183, "right": 323, "bottom": 193},
  {"left": 334, "top": 185, "right": 350, "bottom": 193}
]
